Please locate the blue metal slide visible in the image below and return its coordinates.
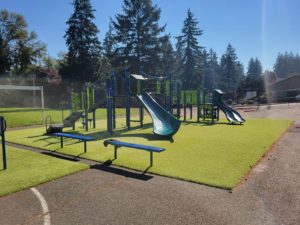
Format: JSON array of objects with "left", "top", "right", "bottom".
[
  {"left": 217, "top": 102, "right": 245, "bottom": 123},
  {"left": 213, "top": 89, "right": 245, "bottom": 123},
  {"left": 136, "top": 92, "right": 181, "bottom": 137}
]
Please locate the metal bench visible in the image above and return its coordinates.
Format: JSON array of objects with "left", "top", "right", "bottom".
[
  {"left": 52, "top": 132, "right": 95, "bottom": 152},
  {"left": 103, "top": 139, "right": 165, "bottom": 166}
]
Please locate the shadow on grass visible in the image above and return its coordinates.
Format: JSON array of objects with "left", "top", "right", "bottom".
[
  {"left": 182, "top": 120, "right": 244, "bottom": 127},
  {"left": 85, "top": 123, "right": 174, "bottom": 142},
  {"left": 91, "top": 161, "right": 153, "bottom": 181},
  {"left": 30, "top": 122, "right": 174, "bottom": 148}
]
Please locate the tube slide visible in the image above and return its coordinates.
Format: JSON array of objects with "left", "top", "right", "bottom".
[
  {"left": 213, "top": 89, "right": 245, "bottom": 123},
  {"left": 136, "top": 92, "right": 181, "bottom": 137}
]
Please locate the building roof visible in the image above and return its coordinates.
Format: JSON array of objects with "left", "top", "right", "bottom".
[{"left": 269, "top": 74, "right": 300, "bottom": 91}]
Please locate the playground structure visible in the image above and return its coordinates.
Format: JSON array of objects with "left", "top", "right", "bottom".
[
  {"left": 46, "top": 81, "right": 106, "bottom": 134},
  {"left": 213, "top": 89, "right": 245, "bottom": 123},
  {"left": 106, "top": 72, "right": 182, "bottom": 137},
  {"left": 71, "top": 81, "right": 106, "bottom": 131},
  {"left": 0, "top": 116, "right": 7, "bottom": 170},
  {"left": 45, "top": 110, "right": 83, "bottom": 134},
  {"left": 45, "top": 70, "right": 245, "bottom": 136}
]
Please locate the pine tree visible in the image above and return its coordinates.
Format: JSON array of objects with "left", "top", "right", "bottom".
[
  {"left": 174, "top": 36, "right": 184, "bottom": 79},
  {"left": 206, "top": 48, "right": 219, "bottom": 90},
  {"left": 103, "top": 18, "right": 117, "bottom": 72},
  {"left": 246, "top": 57, "right": 263, "bottom": 93},
  {"left": 63, "top": 0, "right": 101, "bottom": 82},
  {"left": 112, "top": 0, "right": 165, "bottom": 74},
  {"left": 176, "top": 9, "right": 203, "bottom": 88},
  {"left": 274, "top": 52, "right": 300, "bottom": 78},
  {"left": 247, "top": 58, "right": 262, "bottom": 80},
  {"left": 201, "top": 49, "right": 210, "bottom": 89},
  {"left": 103, "top": 19, "right": 115, "bottom": 60},
  {"left": 220, "top": 44, "right": 240, "bottom": 93},
  {"left": 158, "top": 34, "right": 175, "bottom": 75}
]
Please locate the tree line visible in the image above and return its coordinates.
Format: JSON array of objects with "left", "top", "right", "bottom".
[{"left": 1, "top": 0, "right": 299, "bottom": 97}]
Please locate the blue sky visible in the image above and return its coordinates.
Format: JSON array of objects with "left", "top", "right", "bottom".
[{"left": 1, "top": 0, "right": 300, "bottom": 70}]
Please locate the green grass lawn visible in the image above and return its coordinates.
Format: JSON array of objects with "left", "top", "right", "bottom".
[
  {"left": 0, "top": 146, "right": 88, "bottom": 197},
  {"left": 0, "top": 107, "right": 138, "bottom": 127},
  {"left": 5, "top": 117, "right": 292, "bottom": 189}
]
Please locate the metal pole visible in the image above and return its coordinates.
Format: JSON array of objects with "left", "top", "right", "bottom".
[
  {"left": 197, "top": 88, "right": 200, "bottom": 122},
  {"left": 83, "top": 85, "right": 88, "bottom": 131},
  {"left": 106, "top": 75, "right": 112, "bottom": 134},
  {"left": 33, "top": 74, "right": 36, "bottom": 107},
  {"left": 125, "top": 71, "right": 131, "bottom": 130},
  {"left": 41, "top": 86, "right": 45, "bottom": 124},
  {"left": 177, "top": 82, "right": 180, "bottom": 119},
  {"left": 184, "top": 81, "right": 187, "bottom": 121},
  {"left": 112, "top": 74, "right": 116, "bottom": 129},
  {"left": 92, "top": 88, "right": 96, "bottom": 128},
  {"left": 0, "top": 117, "right": 7, "bottom": 170}
]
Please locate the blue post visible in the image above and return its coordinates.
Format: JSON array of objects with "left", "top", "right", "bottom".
[
  {"left": 183, "top": 81, "right": 187, "bottom": 121},
  {"left": 0, "top": 117, "right": 7, "bottom": 170},
  {"left": 83, "top": 84, "right": 88, "bottom": 131},
  {"left": 197, "top": 87, "right": 200, "bottom": 122},
  {"left": 70, "top": 88, "right": 76, "bottom": 130},
  {"left": 169, "top": 76, "right": 173, "bottom": 114},
  {"left": 176, "top": 82, "right": 180, "bottom": 119},
  {"left": 106, "top": 75, "right": 113, "bottom": 134},
  {"left": 70, "top": 87, "right": 74, "bottom": 113},
  {"left": 138, "top": 79, "right": 144, "bottom": 128},
  {"left": 112, "top": 73, "right": 116, "bottom": 129},
  {"left": 125, "top": 71, "right": 131, "bottom": 130},
  {"left": 92, "top": 88, "right": 96, "bottom": 128}
]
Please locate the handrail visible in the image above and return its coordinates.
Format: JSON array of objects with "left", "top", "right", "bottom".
[
  {"left": 45, "top": 115, "right": 52, "bottom": 132},
  {"left": 0, "top": 116, "right": 6, "bottom": 134},
  {"left": 0, "top": 116, "right": 7, "bottom": 170}
]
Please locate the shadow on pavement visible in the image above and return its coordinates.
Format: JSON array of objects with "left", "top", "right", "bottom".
[{"left": 91, "top": 162, "right": 153, "bottom": 181}]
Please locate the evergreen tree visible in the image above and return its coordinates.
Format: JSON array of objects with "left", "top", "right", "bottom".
[
  {"left": 63, "top": 0, "right": 101, "bottom": 82},
  {"left": 219, "top": 44, "right": 240, "bottom": 93},
  {"left": 201, "top": 49, "right": 210, "bottom": 89},
  {"left": 274, "top": 52, "right": 300, "bottom": 78},
  {"left": 245, "top": 57, "right": 264, "bottom": 94},
  {"left": 206, "top": 48, "right": 219, "bottom": 90},
  {"left": 176, "top": 9, "right": 203, "bottom": 88},
  {"left": 112, "top": 0, "right": 165, "bottom": 74},
  {"left": 103, "top": 18, "right": 117, "bottom": 72},
  {"left": 158, "top": 34, "right": 176, "bottom": 75},
  {"left": 263, "top": 70, "right": 276, "bottom": 84},
  {"left": 173, "top": 36, "right": 184, "bottom": 79},
  {"left": 247, "top": 58, "right": 262, "bottom": 79}
]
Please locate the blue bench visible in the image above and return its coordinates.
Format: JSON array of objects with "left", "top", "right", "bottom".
[
  {"left": 103, "top": 139, "right": 165, "bottom": 166},
  {"left": 52, "top": 132, "right": 95, "bottom": 152}
]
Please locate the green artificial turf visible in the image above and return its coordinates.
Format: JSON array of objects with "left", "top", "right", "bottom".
[
  {"left": 5, "top": 117, "right": 292, "bottom": 189},
  {"left": 0, "top": 146, "right": 88, "bottom": 197},
  {"left": 0, "top": 107, "right": 138, "bottom": 127}
]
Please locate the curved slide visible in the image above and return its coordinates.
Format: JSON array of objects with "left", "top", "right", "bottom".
[
  {"left": 213, "top": 89, "right": 245, "bottom": 124},
  {"left": 217, "top": 102, "right": 245, "bottom": 123},
  {"left": 136, "top": 92, "right": 181, "bottom": 137}
]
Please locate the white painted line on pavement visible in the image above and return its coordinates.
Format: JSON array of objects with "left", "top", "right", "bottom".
[{"left": 31, "top": 187, "right": 51, "bottom": 225}]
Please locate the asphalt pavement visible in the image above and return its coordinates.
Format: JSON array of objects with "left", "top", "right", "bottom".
[{"left": 0, "top": 104, "right": 299, "bottom": 225}]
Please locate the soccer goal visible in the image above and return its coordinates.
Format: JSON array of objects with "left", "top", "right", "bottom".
[{"left": 0, "top": 85, "right": 45, "bottom": 123}]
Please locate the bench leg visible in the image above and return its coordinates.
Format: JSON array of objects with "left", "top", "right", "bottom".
[
  {"left": 84, "top": 141, "right": 87, "bottom": 153},
  {"left": 114, "top": 146, "right": 117, "bottom": 159},
  {"left": 60, "top": 136, "right": 63, "bottom": 148},
  {"left": 150, "top": 151, "right": 153, "bottom": 167}
]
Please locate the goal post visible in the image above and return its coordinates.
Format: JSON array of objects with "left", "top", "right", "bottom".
[{"left": 0, "top": 85, "right": 45, "bottom": 123}]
